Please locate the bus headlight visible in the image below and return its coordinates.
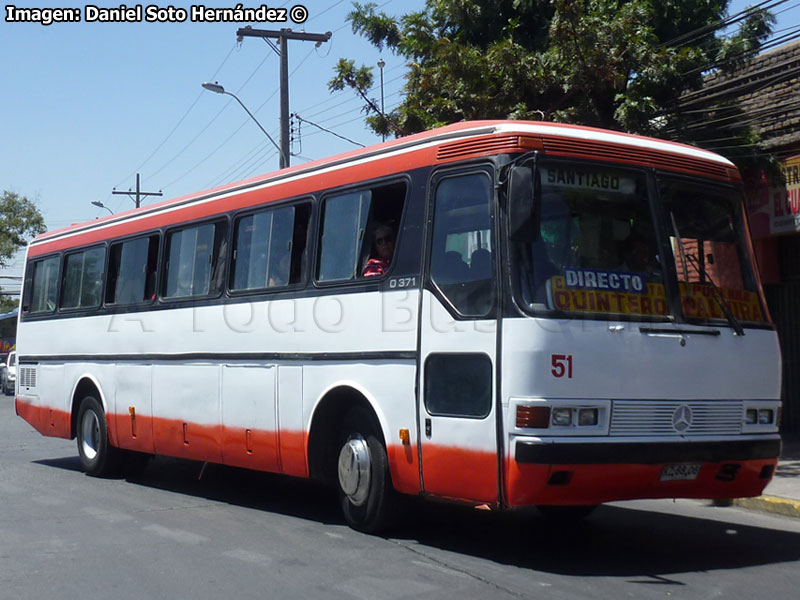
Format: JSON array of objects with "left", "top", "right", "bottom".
[
  {"left": 552, "top": 408, "right": 573, "bottom": 426},
  {"left": 578, "top": 408, "right": 599, "bottom": 426},
  {"left": 742, "top": 402, "right": 780, "bottom": 432},
  {"left": 511, "top": 399, "right": 610, "bottom": 435}
]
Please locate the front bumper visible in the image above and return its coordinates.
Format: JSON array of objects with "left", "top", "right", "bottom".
[
  {"left": 516, "top": 438, "right": 781, "bottom": 464},
  {"left": 505, "top": 436, "right": 781, "bottom": 507}
]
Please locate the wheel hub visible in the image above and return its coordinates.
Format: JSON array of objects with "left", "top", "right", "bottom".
[
  {"left": 338, "top": 435, "right": 371, "bottom": 506},
  {"left": 80, "top": 410, "right": 100, "bottom": 461}
]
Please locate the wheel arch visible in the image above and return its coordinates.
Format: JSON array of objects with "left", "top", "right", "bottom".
[
  {"left": 306, "top": 382, "right": 389, "bottom": 485},
  {"left": 69, "top": 374, "right": 108, "bottom": 440}
]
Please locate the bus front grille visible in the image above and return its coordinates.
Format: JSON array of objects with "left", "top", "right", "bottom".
[{"left": 610, "top": 400, "right": 743, "bottom": 436}]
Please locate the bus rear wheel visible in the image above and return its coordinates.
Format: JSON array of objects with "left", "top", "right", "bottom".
[
  {"left": 336, "top": 407, "right": 394, "bottom": 534},
  {"left": 76, "top": 395, "right": 123, "bottom": 477}
]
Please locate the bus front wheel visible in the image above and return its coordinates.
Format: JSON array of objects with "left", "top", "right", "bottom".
[
  {"left": 76, "top": 396, "right": 123, "bottom": 477},
  {"left": 336, "top": 407, "right": 394, "bottom": 533}
]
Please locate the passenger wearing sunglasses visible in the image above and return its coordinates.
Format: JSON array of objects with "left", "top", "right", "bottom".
[{"left": 363, "top": 224, "right": 395, "bottom": 277}]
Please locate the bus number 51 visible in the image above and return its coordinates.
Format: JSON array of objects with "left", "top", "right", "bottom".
[{"left": 551, "top": 354, "right": 573, "bottom": 379}]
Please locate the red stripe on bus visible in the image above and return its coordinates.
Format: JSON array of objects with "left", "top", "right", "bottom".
[
  {"left": 386, "top": 442, "right": 421, "bottom": 495},
  {"left": 15, "top": 398, "right": 71, "bottom": 439},
  {"left": 18, "top": 398, "right": 419, "bottom": 497},
  {"left": 26, "top": 147, "right": 441, "bottom": 258},
  {"left": 19, "top": 398, "right": 772, "bottom": 507},
  {"left": 420, "top": 445, "right": 498, "bottom": 503},
  {"left": 504, "top": 457, "right": 777, "bottom": 506},
  {"left": 129, "top": 416, "right": 310, "bottom": 478}
]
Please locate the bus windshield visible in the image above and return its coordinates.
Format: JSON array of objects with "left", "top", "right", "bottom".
[
  {"left": 660, "top": 177, "right": 766, "bottom": 324},
  {"left": 513, "top": 160, "right": 768, "bottom": 325}
]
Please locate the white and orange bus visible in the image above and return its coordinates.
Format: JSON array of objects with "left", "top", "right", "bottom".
[{"left": 15, "top": 121, "right": 781, "bottom": 532}]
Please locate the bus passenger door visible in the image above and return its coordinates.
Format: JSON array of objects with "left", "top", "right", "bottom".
[{"left": 418, "top": 169, "right": 499, "bottom": 504}]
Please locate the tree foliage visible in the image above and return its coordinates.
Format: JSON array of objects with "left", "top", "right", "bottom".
[
  {"left": 0, "top": 190, "right": 46, "bottom": 309},
  {"left": 330, "top": 0, "right": 774, "bottom": 157}
]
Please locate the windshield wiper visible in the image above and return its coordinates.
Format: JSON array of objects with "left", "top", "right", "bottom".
[
  {"left": 670, "top": 212, "right": 690, "bottom": 284},
  {"left": 684, "top": 253, "right": 744, "bottom": 336},
  {"left": 669, "top": 211, "right": 744, "bottom": 336}
]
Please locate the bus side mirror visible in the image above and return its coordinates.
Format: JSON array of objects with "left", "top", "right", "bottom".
[{"left": 508, "top": 165, "right": 540, "bottom": 242}]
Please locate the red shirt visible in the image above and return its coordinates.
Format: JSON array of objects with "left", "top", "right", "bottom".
[{"left": 362, "top": 257, "right": 390, "bottom": 277}]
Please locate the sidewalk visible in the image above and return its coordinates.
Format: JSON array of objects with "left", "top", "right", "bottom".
[{"left": 732, "top": 433, "right": 800, "bottom": 518}]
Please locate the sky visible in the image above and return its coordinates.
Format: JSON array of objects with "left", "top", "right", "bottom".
[{"left": 1, "top": 0, "right": 798, "bottom": 298}]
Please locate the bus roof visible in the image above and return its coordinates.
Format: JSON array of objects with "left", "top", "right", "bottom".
[{"left": 29, "top": 120, "right": 737, "bottom": 255}]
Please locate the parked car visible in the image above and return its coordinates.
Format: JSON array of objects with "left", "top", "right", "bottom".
[{"left": 1, "top": 351, "right": 16, "bottom": 395}]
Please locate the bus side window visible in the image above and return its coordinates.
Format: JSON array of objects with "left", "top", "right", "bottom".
[
  {"left": 23, "top": 255, "right": 60, "bottom": 314},
  {"left": 430, "top": 172, "right": 495, "bottom": 316},
  {"left": 163, "top": 221, "right": 227, "bottom": 299},
  {"left": 106, "top": 235, "right": 159, "bottom": 305},
  {"left": 317, "top": 181, "right": 406, "bottom": 283},
  {"left": 230, "top": 201, "right": 311, "bottom": 293},
  {"left": 318, "top": 190, "right": 371, "bottom": 282},
  {"left": 61, "top": 246, "right": 106, "bottom": 310}
]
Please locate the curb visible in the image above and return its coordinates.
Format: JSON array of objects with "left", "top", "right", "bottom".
[{"left": 732, "top": 495, "right": 800, "bottom": 519}]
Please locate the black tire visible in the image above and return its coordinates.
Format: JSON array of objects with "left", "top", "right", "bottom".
[
  {"left": 537, "top": 505, "right": 598, "bottom": 520},
  {"left": 76, "top": 396, "right": 123, "bottom": 477},
  {"left": 336, "top": 407, "right": 395, "bottom": 533}
]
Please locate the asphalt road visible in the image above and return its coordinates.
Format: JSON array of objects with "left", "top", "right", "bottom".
[{"left": 2, "top": 393, "right": 800, "bottom": 600}]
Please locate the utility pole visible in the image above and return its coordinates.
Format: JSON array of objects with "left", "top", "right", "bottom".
[
  {"left": 236, "top": 27, "right": 331, "bottom": 169},
  {"left": 112, "top": 173, "right": 162, "bottom": 209},
  {"left": 377, "top": 58, "right": 386, "bottom": 142}
]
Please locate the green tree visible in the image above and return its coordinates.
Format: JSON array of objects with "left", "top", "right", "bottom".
[
  {"left": 330, "top": 0, "right": 773, "bottom": 158},
  {"left": 0, "top": 190, "right": 46, "bottom": 311}
]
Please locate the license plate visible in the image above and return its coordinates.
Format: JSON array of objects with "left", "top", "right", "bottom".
[{"left": 660, "top": 463, "right": 701, "bottom": 482}]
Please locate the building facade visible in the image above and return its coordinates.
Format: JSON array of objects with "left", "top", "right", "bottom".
[{"left": 735, "top": 41, "right": 800, "bottom": 432}]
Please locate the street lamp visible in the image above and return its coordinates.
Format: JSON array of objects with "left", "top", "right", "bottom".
[
  {"left": 377, "top": 58, "right": 386, "bottom": 142},
  {"left": 91, "top": 201, "right": 113, "bottom": 215},
  {"left": 201, "top": 81, "right": 287, "bottom": 169}
]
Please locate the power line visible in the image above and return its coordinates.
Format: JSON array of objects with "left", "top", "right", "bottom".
[
  {"left": 663, "top": 0, "right": 788, "bottom": 49},
  {"left": 236, "top": 27, "right": 333, "bottom": 169},
  {"left": 147, "top": 53, "right": 277, "bottom": 186},
  {"left": 676, "top": 51, "right": 800, "bottom": 108},
  {"left": 113, "top": 43, "right": 238, "bottom": 190},
  {"left": 293, "top": 113, "right": 365, "bottom": 147},
  {"left": 166, "top": 1, "right": 404, "bottom": 192},
  {"left": 191, "top": 46, "right": 319, "bottom": 191}
]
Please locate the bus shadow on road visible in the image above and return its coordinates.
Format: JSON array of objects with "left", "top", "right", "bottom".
[
  {"left": 127, "top": 455, "right": 346, "bottom": 527},
  {"left": 34, "top": 455, "right": 83, "bottom": 472},
  {"left": 391, "top": 500, "right": 800, "bottom": 577},
  {"left": 126, "top": 459, "right": 800, "bottom": 577},
  {"left": 34, "top": 453, "right": 800, "bottom": 577}
]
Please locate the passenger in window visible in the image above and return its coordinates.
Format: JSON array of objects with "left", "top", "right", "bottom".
[
  {"left": 469, "top": 248, "right": 492, "bottom": 280},
  {"left": 438, "top": 251, "right": 471, "bottom": 284},
  {"left": 268, "top": 253, "right": 291, "bottom": 287},
  {"left": 362, "top": 224, "right": 395, "bottom": 277}
]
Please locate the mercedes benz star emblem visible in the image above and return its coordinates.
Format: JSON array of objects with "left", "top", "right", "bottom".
[{"left": 672, "top": 405, "right": 693, "bottom": 433}]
